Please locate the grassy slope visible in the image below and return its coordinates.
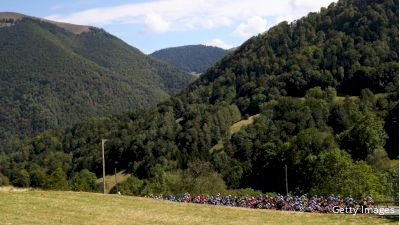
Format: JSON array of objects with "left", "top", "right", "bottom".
[
  {"left": 210, "top": 114, "right": 261, "bottom": 152},
  {"left": 0, "top": 189, "right": 395, "bottom": 225},
  {"left": 229, "top": 114, "right": 261, "bottom": 135},
  {"left": 96, "top": 171, "right": 130, "bottom": 193}
]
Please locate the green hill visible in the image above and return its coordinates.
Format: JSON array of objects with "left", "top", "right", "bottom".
[
  {"left": 0, "top": 12, "right": 195, "bottom": 152},
  {"left": 150, "top": 45, "right": 229, "bottom": 73},
  {"left": 0, "top": 0, "right": 398, "bottom": 200},
  {"left": 0, "top": 189, "right": 396, "bottom": 225}
]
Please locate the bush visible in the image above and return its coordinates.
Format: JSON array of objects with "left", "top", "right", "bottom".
[
  {"left": 71, "top": 169, "right": 97, "bottom": 192},
  {"left": 11, "top": 169, "right": 30, "bottom": 187},
  {"left": 0, "top": 173, "right": 9, "bottom": 186},
  {"left": 310, "top": 149, "right": 382, "bottom": 198},
  {"left": 47, "top": 168, "right": 70, "bottom": 190},
  {"left": 29, "top": 167, "right": 49, "bottom": 188},
  {"left": 117, "top": 161, "right": 227, "bottom": 196},
  {"left": 111, "top": 176, "right": 144, "bottom": 195},
  {"left": 178, "top": 161, "right": 226, "bottom": 195},
  {"left": 377, "top": 166, "right": 399, "bottom": 201}
]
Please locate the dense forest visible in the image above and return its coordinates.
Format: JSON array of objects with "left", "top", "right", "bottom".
[
  {"left": 0, "top": 13, "right": 195, "bottom": 152},
  {"left": 0, "top": 0, "right": 398, "bottom": 200},
  {"left": 150, "top": 45, "right": 229, "bottom": 73}
]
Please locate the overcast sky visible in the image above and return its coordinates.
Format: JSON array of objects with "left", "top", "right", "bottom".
[{"left": 2, "top": 0, "right": 336, "bottom": 53}]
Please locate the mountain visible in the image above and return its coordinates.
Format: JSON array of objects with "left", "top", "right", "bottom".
[
  {"left": 1, "top": 0, "right": 398, "bottom": 199},
  {"left": 0, "top": 12, "right": 195, "bottom": 151},
  {"left": 150, "top": 45, "right": 229, "bottom": 73}
]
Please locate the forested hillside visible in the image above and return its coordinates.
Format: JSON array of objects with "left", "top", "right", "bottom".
[
  {"left": 0, "top": 13, "right": 195, "bottom": 152},
  {"left": 0, "top": 0, "right": 398, "bottom": 199},
  {"left": 150, "top": 45, "right": 229, "bottom": 73}
]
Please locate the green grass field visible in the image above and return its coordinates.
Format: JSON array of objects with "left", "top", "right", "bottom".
[{"left": 0, "top": 188, "right": 397, "bottom": 225}]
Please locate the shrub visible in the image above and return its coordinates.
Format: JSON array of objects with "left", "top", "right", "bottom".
[
  {"left": 0, "top": 173, "right": 9, "bottom": 186},
  {"left": 71, "top": 169, "right": 97, "bottom": 192},
  {"left": 111, "top": 176, "right": 144, "bottom": 195}
]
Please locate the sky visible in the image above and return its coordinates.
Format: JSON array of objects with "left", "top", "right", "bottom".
[{"left": 1, "top": 0, "right": 336, "bottom": 54}]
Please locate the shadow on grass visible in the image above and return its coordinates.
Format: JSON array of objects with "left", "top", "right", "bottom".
[{"left": 377, "top": 215, "right": 399, "bottom": 223}]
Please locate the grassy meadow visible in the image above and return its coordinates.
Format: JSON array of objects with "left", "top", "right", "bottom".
[{"left": 0, "top": 188, "right": 397, "bottom": 225}]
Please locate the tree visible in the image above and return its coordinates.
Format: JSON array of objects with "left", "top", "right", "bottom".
[
  {"left": 0, "top": 173, "right": 9, "bottom": 186},
  {"left": 384, "top": 103, "right": 399, "bottom": 159},
  {"left": 48, "top": 168, "right": 69, "bottom": 190},
  {"left": 378, "top": 166, "right": 399, "bottom": 201},
  {"left": 366, "top": 148, "right": 392, "bottom": 172},
  {"left": 310, "top": 149, "right": 382, "bottom": 198},
  {"left": 112, "top": 176, "right": 144, "bottom": 195},
  {"left": 359, "top": 88, "right": 375, "bottom": 112},
  {"left": 329, "top": 96, "right": 362, "bottom": 133},
  {"left": 305, "top": 87, "right": 326, "bottom": 99},
  {"left": 12, "top": 169, "right": 30, "bottom": 187},
  {"left": 71, "top": 169, "right": 97, "bottom": 192},
  {"left": 180, "top": 161, "right": 226, "bottom": 195},
  {"left": 339, "top": 113, "right": 388, "bottom": 160},
  {"left": 212, "top": 152, "right": 243, "bottom": 188},
  {"left": 287, "top": 128, "right": 337, "bottom": 192},
  {"left": 29, "top": 166, "right": 49, "bottom": 188}
]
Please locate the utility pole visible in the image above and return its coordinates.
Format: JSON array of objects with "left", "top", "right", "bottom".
[
  {"left": 102, "top": 139, "right": 108, "bottom": 194},
  {"left": 285, "top": 164, "right": 288, "bottom": 196},
  {"left": 114, "top": 167, "right": 118, "bottom": 193}
]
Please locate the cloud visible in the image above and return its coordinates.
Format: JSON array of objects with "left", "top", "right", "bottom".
[
  {"left": 274, "top": 0, "right": 335, "bottom": 24},
  {"left": 206, "top": 38, "right": 234, "bottom": 49},
  {"left": 143, "top": 13, "right": 170, "bottom": 33},
  {"left": 112, "top": 31, "right": 127, "bottom": 38},
  {"left": 233, "top": 16, "right": 268, "bottom": 38},
  {"left": 46, "top": 0, "right": 291, "bottom": 32},
  {"left": 46, "top": 0, "right": 337, "bottom": 34},
  {"left": 293, "top": 0, "right": 335, "bottom": 9}
]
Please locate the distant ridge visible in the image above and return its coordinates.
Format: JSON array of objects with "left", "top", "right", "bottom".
[
  {"left": 0, "top": 12, "right": 91, "bottom": 34},
  {"left": 150, "top": 44, "right": 229, "bottom": 73}
]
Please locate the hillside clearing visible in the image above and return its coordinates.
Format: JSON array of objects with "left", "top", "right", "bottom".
[
  {"left": 229, "top": 114, "right": 261, "bottom": 135},
  {"left": 210, "top": 114, "right": 260, "bottom": 152},
  {"left": 0, "top": 189, "right": 396, "bottom": 225}
]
